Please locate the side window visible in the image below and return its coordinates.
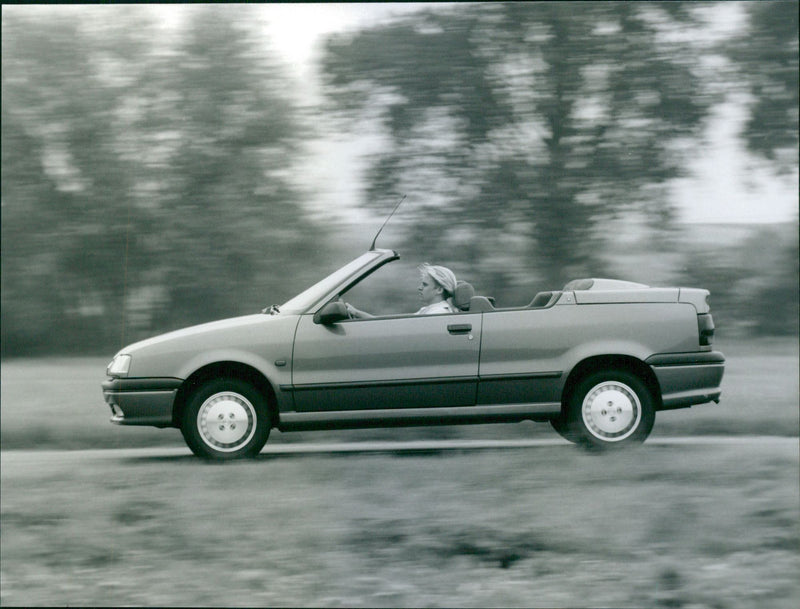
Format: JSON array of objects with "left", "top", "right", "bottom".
[{"left": 341, "top": 261, "right": 419, "bottom": 317}]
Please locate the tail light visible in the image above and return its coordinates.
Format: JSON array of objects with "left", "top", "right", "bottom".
[{"left": 698, "top": 313, "right": 715, "bottom": 346}]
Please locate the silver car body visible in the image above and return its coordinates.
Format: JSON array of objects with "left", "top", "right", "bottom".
[{"left": 103, "top": 248, "right": 724, "bottom": 449}]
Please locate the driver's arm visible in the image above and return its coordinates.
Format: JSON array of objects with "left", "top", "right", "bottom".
[{"left": 345, "top": 303, "right": 374, "bottom": 319}]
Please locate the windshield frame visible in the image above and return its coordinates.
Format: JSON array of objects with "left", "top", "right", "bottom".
[{"left": 279, "top": 249, "right": 398, "bottom": 314}]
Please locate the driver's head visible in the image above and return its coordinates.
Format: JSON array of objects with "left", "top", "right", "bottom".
[{"left": 418, "top": 264, "right": 457, "bottom": 304}]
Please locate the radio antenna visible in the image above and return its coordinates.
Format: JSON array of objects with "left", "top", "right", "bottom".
[{"left": 370, "top": 194, "right": 406, "bottom": 250}]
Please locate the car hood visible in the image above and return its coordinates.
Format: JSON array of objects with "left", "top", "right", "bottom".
[{"left": 119, "top": 313, "right": 286, "bottom": 356}]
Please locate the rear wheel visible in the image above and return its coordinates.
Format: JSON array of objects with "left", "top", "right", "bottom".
[
  {"left": 566, "top": 370, "right": 655, "bottom": 449},
  {"left": 181, "top": 378, "right": 270, "bottom": 460},
  {"left": 550, "top": 415, "right": 579, "bottom": 443}
]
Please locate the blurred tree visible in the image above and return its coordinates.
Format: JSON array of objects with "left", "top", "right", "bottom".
[
  {"left": 2, "top": 7, "right": 324, "bottom": 355},
  {"left": 753, "top": 235, "right": 799, "bottom": 336},
  {"left": 678, "top": 224, "right": 799, "bottom": 337},
  {"left": 2, "top": 10, "right": 153, "bottom": 354},
  {"left": 122, "top": 5, "right": 323, "bottom": 332},
  {"left": 688, "top": 0, "right": 798, "bottom": 336},
  {"left": 725, "top": 1, "right": 799, "bottom": 173},
  {"left": 1, "top": 103, "right": 62, "bottom": 354},
  {"left": 322, "top": 3, "right": 713, "bottom": 293}
]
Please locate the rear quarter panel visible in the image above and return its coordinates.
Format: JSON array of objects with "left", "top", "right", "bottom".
[{"left": 478, "top": 302, "right": 700, "bottom": 402}]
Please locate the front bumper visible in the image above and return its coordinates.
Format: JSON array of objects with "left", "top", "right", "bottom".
[
  {"left": 646, "top": 351, "right": 725, "bottom": 410},
  {"left": 102, "top": 377, "right": 182, "bottom": 427}
]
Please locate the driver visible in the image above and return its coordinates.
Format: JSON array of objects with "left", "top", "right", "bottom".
[{"left": 346, "top": 263, "right": 458, "bottom": 319}]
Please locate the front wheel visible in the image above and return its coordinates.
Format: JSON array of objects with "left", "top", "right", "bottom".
[
  {"left": 181, "top": 378, "right": 271, "bottom": 460},
  {"left": 566, "top": 370, "right": 655, "bottom": 449}
]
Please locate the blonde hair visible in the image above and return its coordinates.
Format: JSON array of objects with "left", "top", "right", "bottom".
[{"left": 419, "top": 263, "right": 457, "bottom": 298}]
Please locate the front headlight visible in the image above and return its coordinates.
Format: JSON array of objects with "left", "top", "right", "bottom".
[{"left": 107, "top": 354, "right": 132, "bottom": 377}]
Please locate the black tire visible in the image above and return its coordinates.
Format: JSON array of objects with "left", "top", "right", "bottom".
[
  {"left": 181, "top": 378, "right": 271, "bottom": 460},
  {"left": 566, "top": 369, "right": 655, "bottom": 449},
  {"left": 549, "top": 415, "right": 580, "bottom": 444}
]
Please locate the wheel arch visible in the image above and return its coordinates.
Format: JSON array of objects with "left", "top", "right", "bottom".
[
  {"left": 172, "top": 361, "right": 278, "bottom": 428},
  {"left": 561, "top": 354, "right": 662, "bottom": 414}
]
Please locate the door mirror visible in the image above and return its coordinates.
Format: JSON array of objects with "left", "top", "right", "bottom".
[{"left": 313, "top": 301, "right": 349, "bottom": 325}]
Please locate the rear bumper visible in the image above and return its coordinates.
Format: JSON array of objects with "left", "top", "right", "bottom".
[
  {"left": 102, "top": 377, "right": 182, "bottom": 427},
  {"left": 646, "top": 351, "right": 725, "bottom": 410}
]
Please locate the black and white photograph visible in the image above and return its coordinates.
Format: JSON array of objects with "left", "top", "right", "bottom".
[{"left": 2, "top": 2, "right": 798, "bottom": 607}]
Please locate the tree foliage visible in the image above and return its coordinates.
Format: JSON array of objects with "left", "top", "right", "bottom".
[
  {"left": 2, "top": 7, "right": 321, "bottom": 355},
  {"left": 322, "top": 3, "right": 714, "bottom": 290},
  {"left": 726, "top": 1, "right": 799, "bottom": 171},
  {"left": 1, "top": 4, "right": 796, "bottom": 357}
]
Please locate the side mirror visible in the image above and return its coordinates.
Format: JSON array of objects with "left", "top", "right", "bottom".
[{"left": 313, "top": 301, "right": 349, "bottom": 325}]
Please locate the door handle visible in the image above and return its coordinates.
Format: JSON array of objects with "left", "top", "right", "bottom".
[{"left": 447, "top": 324, "right": 472, "bottom": 335}]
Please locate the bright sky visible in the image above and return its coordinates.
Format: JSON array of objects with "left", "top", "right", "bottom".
[
  {"left": 264, "top": 4, "right": 419, "bottom": 68},
  {"left": 670, "top": 96, "right": 799, "bottom": 224}
]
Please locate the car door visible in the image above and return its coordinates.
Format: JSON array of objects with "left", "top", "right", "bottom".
[
  {"left": 290, "top": 312, "right": 482, "bottom": 411},
  {"left": 477, "top": 307, "right": 568, "bottom": 407}
]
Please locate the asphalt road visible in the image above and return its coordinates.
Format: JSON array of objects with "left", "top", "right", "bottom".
[{"left": 2, "top": 435, "right": 796, "bottom": 464}]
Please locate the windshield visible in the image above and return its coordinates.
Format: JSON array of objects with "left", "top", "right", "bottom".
[{"left": 279, "top": 252, "right": 384, "bottom": 314}]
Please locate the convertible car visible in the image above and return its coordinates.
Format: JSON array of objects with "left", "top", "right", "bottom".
[{"left": 103, "top": 248, "right": 725, "bottom": 459}]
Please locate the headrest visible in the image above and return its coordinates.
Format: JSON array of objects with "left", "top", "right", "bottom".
[{"left": 453, "top": 281, "right": 475, "bottom": 311}]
